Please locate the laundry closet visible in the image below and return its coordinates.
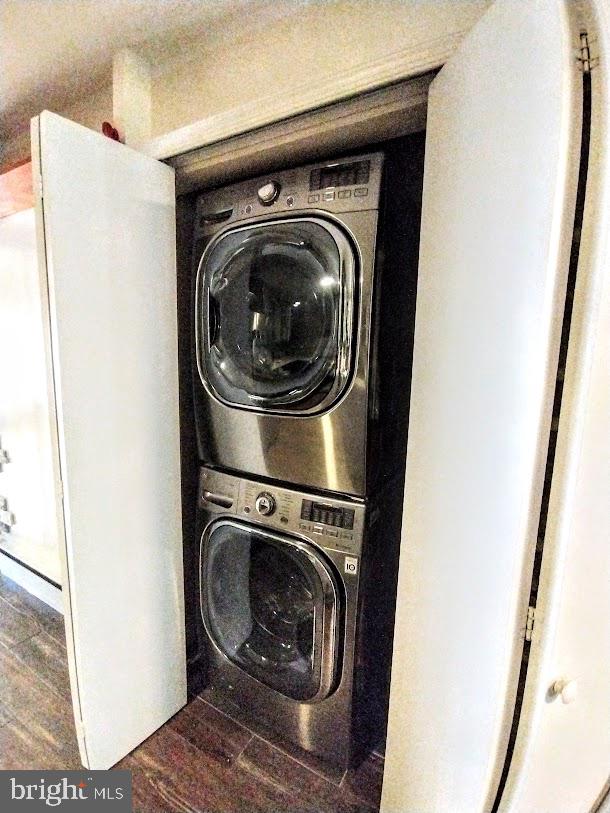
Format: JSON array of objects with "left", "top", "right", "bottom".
[{"left": 1, "top": 1, "right": 609, "bottom": 811}]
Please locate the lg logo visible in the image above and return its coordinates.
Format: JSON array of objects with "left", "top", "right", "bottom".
[{"left": 344, "top": 556, "right": 358, "bottom": 575}]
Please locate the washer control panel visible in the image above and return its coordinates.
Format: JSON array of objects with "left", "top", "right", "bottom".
[
  {"left": 300, "top": 500, "right": 354, "bottom": 529},
  {"left": 198, "top": 466, "right": 365, "bottom": 556}
]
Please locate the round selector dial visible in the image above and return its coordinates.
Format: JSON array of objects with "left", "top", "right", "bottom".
[
  {"left": 257, "top": 180, "right": 281, "bottom": 206},
  {"left": 255, "top": 492, "right": 276, "bottom": 516}
]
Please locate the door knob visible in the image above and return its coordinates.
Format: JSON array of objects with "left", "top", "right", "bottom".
[
  {"left": 550, "top": 678, "right": 578, "bottom": 704},
  {"left": 257, "top": 181, "right": 281, "bottom": 205},
  {"left": 255, "top": 492, "right": 276, "bottom": 516}
]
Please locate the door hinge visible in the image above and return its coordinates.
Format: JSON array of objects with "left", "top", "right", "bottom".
[
  {"left": 577, "top": 31, "right": 597, "bottom": 73},
  {"left": 525, "top": 605, "right": 536, "bottom": 642}
]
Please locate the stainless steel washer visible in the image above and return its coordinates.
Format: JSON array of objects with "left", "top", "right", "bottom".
[{"left": 193, "top": 465, "right": 403, "bottom": 770}]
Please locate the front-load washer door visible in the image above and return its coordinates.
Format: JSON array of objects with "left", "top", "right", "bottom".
[
  {"left": 201, "top": 520, "right": 340, "bottom": 701},
  {"left": 196, "top": 218, "right": 356, "bottom": 413}
]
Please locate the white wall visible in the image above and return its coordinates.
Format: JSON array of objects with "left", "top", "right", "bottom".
[
  {"left": 0, "top": 0, "right": 490, "bottom": 172},
  {"left": 150, "top": 0, "right": 490, "bottom": 138},
  {"left": 1, "top": 81, "right": 112, "bottom": 172},
  {"left": 2, "top": 0, "right": 490, "bottom": 172}
]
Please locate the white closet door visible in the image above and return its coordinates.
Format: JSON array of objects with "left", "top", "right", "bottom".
[
  {"left": 32, "top": 111, "right": 186, "bottom": 770},
  {"left": 498, "top": 3, "right": 610, "bottom": 808},
  {"left": 382, "top": 1, "right": 581, "bottom": 812}
]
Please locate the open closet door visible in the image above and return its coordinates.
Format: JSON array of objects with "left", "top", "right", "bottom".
[
  {"left": 382, "top": 2, "right": 582, "bottom": 812},
  {"left": 32, "top": 111, "right": 186, "bottom": 770}
]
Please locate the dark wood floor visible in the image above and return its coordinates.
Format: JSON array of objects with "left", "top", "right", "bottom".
[{"left": 0, "top": 573, "right": 383, "bottom": 812}]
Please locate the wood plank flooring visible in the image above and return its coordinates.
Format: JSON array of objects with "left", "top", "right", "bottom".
[{"left": 0, "top": 573, "right": 383, "bottom": 812}]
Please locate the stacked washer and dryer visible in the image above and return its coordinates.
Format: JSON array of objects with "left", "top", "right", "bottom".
[{"left": 189, "top": 142, "right": 423, "bottom": 771}]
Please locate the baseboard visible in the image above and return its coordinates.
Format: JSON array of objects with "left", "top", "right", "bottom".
[{"left": 0, "top": 550, "right": 63, "bottom": 613}]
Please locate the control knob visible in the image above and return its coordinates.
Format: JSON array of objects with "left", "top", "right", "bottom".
[
  {"left": 255, "top": 492, "right": 276, "bottom": 516},
  {"left": 257, "top": 181, "right": 281, "bottom": 205}
]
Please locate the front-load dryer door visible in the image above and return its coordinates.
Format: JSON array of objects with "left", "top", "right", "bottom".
[
  {"left": 196, "top": 218, "right": 356, "bottom": 413},
  {"left": 201, "top": 520, "right": 340, "bottom": 701}
]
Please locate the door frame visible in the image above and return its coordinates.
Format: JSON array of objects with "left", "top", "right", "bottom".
[
  {"left": 169, "top": 75, "right": 432, "bottom": 194},
  {"left": 141, "top": 34, "right": 454, "bottom": 162}
]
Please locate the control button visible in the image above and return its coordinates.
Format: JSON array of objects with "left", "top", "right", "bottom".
[
  {"left": 244, "top": 506, "right": 251, "bottom": 513},
  {"left": 341, "top": 531, "right": 353, "bottom": 540},
  {"left": 299, "top": 522, "right": 309, "bottom": 530},
  {"left": 245, "top": 204, "right": 253, "bottom": 215},
  {"left": 338, "top": 190, "right": 351, "bottom": 199},
  {"left": 257, "top": 181, "right": 281, "bottom": 205},
  {"left": 202, "top": 490, "right": 233, "bottom": 508},
  {"left": 343, "top": 509, "right": 355, "bottom": 530},
  {"left": 326, "top": 528, "right": 339, "bottom": 537},
  {"left": 354, "top": 187, "right": 368, "bottom": 197},
  {"left": 323, "top": 190, "right": 335, "bottom": 201},
  {"left": 313, "top": 525, "right": 324, "bottom": 535},
  {"left": 356, "top": 166, "right": 370, "bottom": 184},
  {"left": 200, "top": 208, "right": 233, "bottom": 226},
  {"left": 280, "top": 516, "right": 288, "bottom": 524},
  {"left": 286, "top": 196, "right": 295, "bottom": 207},
  {"left": 308, "top": 194, "right": 320, "bottom": 203},
  {"left": 301, "top": 500, "right": 313, "bottom": 520},
  {"left": 255, "top": 492, "right": 276, "bottom": 516}
]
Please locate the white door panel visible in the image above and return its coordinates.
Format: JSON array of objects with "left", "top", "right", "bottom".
[
  {"left": 500, "top": 2, "right": 610, "bottom": 808},
  {"left": 32, "top": 111, "right": 185, "bottom": 769},
  {"left": 382, "top": 1, "right": 581, "bottom": 811}
]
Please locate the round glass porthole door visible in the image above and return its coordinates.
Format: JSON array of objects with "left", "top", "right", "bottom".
[
  {"left": 201, "top": 521, "right": 339, "bottom": 701},
  {"left": 196, "top": 218, "right": 355, "bottom": 412}
]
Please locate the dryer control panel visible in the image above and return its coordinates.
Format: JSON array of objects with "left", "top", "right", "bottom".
[
  {"left": 194, "top": 151, "right": 384, "bottom": 238},
  {"left": 198, "top": 466, "right": 366, "bottom": 556}
]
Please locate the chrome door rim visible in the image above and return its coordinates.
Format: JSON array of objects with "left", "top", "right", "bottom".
[
  {"left": 200, "top": 518, "right": 340, "bottom": 703},
  {"left": 194, "top": 215, "right": 357, "bottom": 416}
]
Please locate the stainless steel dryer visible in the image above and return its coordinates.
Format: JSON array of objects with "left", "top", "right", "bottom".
[
  {"left": 191, "top": 150, "right": 419, "bottom": 497},
  {"left": 193, "top": 465, "right": 403, "bottom": 771}
]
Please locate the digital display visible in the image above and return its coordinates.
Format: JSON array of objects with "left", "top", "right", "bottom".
[
  {"left": 309, "top": 160, "right": 370, "bottom": 191},
  {"left": 301, "top": 500, "right": 355, "bottom": 529}
]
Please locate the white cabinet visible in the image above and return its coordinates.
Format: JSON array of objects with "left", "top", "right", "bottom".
[{"left": 0, "top": 203, "right": 61, "bottom": 584}]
